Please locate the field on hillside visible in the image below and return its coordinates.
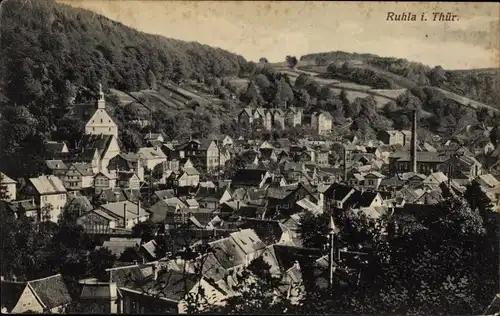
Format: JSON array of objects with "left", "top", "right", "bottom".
[
  {"left": 330, "top": 88, "right": 392, "bottom": 108},
  {"left": 228, "top": 77, "right": 250, "bottom": 91},
  {"left": 110, "top": 89, "right": 136, "bottom": 105},
  {"left": 433, "top": 87, "right": 498, "bottom": 112}
]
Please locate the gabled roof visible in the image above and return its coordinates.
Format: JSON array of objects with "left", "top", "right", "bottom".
[
  {"left": 0, "top": 280, "right": 26, "bottom": 311},
  {"left": 44, "top": 141, "right": 67, "bottom": 154},
  {"left": 80, "top": 134, "right": 114, "bottom": 153},
  {"left": 138, "top": 147, "right": 167, "bottom": 160},
  {"left": 231, "top": 169, "right": 268, "bottom": 186},
  {"left": 1, "top": 274, "right": 72, "bottom": 311},
  {"left": 155, "top": 189, "right": 176, "bottom": 200},
  {"left": 100, "top": 201, "right": 148, "bottom": 220},
  {"left": 101, "top": 238, "right": 141, "bottom": 256},
  {"left": 476, "top": 174, "right": 500, "bottom": 188},
  {"left": 27, "top": 274, "right": 72, "bottom": 310},
  {"left": 69, "top": 163, "right": 93, "bottom": 176},
  {"left": 209, "top": 237, "right": 246, "bottom": 269},
  {"left": 0, "top": 172, "right": 16, "bottom": 184},
  {"left": 28, "top": 175, "right": 67, "bottom": 195},
  {"left": 45, "top": 160, "right": 68, "bottom": 171},
  {"left": 229, "top": 229, "right": 266, "bottom": 254}
]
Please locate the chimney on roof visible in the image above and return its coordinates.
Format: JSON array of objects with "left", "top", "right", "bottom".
[
  {"left": 123, "top": 202, "right": 127, "bottom": 228},
  {"left": 410, "top": 110, "right": 417, "bottom": 173},
  {"left": 343, "top": 147, "right": 348, "bottom": 183}
]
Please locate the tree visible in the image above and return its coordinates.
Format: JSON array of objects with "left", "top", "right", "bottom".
[
  {"left": 464, "top": 181, "right": 492, "bottom": 214},
  {"left": 131, "top": 219, "right": 159, "bottom": 243},
  {"left": 286, "top": 55, "right": 298, "bottom": 68},
  {"left": 275, "top": 77, "right": 294, "bottom": 106},
  {"left": 259, "top": 57, "right": 269, "bottom": 63},
  {"left": 147, "top": 69, "right": 158, "bottom": 90},
  {"left": 297, "top": 212, "right": 329, "bottom": 249}
]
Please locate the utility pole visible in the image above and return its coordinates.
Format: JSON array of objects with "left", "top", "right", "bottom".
[{"left": 328, "top": 215, "right": 339, "bottom": 288}]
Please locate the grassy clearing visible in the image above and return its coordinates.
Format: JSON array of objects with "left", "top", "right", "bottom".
[
  {"left": 433, "top": 87, "right": 498, "bottom": 112},
  {"left": 110, "top": 88, "right": 136, "bottom": 105}
]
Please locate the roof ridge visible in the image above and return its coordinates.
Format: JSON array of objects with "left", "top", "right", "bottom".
[{"left": 27, "top": 273, "right": 62, "bottom": 283}]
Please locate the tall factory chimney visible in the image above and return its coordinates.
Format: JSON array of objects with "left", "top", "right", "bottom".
[{"left": 410, "top": 110, "right": 417, "bottom": 173}]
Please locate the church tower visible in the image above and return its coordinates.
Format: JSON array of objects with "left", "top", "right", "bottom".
[
  {"left": 97, "top": 83, "right": 106, "bottom": 109},
  {"left": 84, "top": 83, "right": 118, "bottom": 138}
]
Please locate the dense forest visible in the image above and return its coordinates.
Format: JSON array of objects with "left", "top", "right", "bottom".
[{"left": 0, "top": 0, "right": 251, "bottom": 177}]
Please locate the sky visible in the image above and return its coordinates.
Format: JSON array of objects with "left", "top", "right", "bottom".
[{"left": 58, "top": 1, "right": 499, "bottom": 70}]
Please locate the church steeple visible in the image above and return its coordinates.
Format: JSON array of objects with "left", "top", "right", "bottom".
[{"left": 97, "top": 83, "right": 105, "bottom": 109}]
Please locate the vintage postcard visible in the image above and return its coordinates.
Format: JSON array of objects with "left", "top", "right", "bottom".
[{"left": 0, "top": 1, "right": 499, "bottom": 315}]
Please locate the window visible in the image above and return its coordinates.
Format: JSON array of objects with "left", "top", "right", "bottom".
[
  {"left": 100, "top": 119, "right": 103, "bottom": 123},
  {"left": 109, "top": 127, "right": 111, "bottom": 132}
]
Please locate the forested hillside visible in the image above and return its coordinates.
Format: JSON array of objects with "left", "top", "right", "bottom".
[
  {"left": 0, "top": 0, "right": 251, "bottom": 177},
  {"left": 301, "top": 51, "right": 500, "bottom": 107}
]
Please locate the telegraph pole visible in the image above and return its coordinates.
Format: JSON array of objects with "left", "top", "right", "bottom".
[{"left": 328, "top": 215, "right": 339, "bottom": 288}]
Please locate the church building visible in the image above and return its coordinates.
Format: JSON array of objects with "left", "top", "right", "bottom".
[{"left": 85, "top": 83, "right": 119, "bottom": 138}]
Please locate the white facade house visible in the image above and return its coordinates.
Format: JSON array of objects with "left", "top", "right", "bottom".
[
  {"left": 1, "top": 172, "right": 17, "bottom": 201},
  {"left": 311, "top": 112, "right": 333, "bottom": 135}
]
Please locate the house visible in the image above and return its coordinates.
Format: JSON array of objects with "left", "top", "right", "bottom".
[
  {"left": 138, "top": 147, "right": 167, "bottom": 171},
  {"left": 175, "top": 139, "right": 220, "bottom": 172},
  {"left": 4, "top": 199, "right": 38, "bottom": 218},
  {"left": 219, "top": 148, "right": 231, "bottom": 167},
  {"left": 45, "top": 160, "right": 69, "bottom": 178},
  {"left": 107, "top": 263, "right": 228, "bottom": 314},
  {"left": 94, "top": 171, "right": 117, "bottom": 193},
  {"left": 389, "top": 151, "right": 449, "bottom": 176},
  {"left": 315, "top": 149, "right": 329, "bottom": 166},
  {"left": 84, "top": 83, "right": 118, "bottom": 138},
  {"left": 323, "top": 184, "right": 358, "bottom": 210},
  {"left": 284, "top": 107, "right": 303, "bottom": 128},
  {"left": 117, "top": 172, "right": 141, "bottom": 191},
  {"left": 109, "top": 153, "right": 145, "bottom": 181},
  {"left": 259, "top": 148, "right": 278, "bottom": 162},
  {"left": 63, "top": 163, "right": 94, "bottom": 191},
  {"left": 237, "top": 107, "right": 254, "bottom": 127},
  {"left": 271, "top": 108, "right": 285, "bottom": 128},
  {"left": 217, "top": 135, "right": 234, "bottom": 148},
  {"left": 311, "top": 112, "right": 332, "bottom": 135},
  {"left": 0, "top": 274, "right": 72, "bottom": 314},
  {"left": 99, "top": 237, "right": 142, "bottom": 258},
  {"left": 378, "top": 130, "right": 403, "bottom": 146},
  {"left": 344, "top": 191, "right": 384, "bottom": 209},
  {"left": 77, "top": 278, "right": 121, "bottom": 314},
  {"left": 79, "top": 134, "right": 120, "bottom": 172},
  {"left": 259, "top": 107, "right": 273, "bottom": 130},
  {"left": 91, "top": 200, "right": 148, "bottom": 229},
  {"left": 231, "top": 169, "right": 272, "bottom": 189},
  {"left": 43, "top": 141, "right": 69, "bottom": 158},
  {"left": 144, "top": 132, "right": 165, "bottom": 143},
  {"left": 440, "top": 154, "right": 482, "bottom": 179},
  {"left": 195, "top": 186, "right": 232, "bottom": 210},
  {"left": 0, "top": 172, "right": 17, "bottom": 201},
  {"left": 175, "top": 166, "right": 200, "bottom": 187},
  {"left": 21, "top": 175, "right": 67, "bottom": 222},
  {"left": 363, "top": 172, "right": 385, "bottom": 190}
]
